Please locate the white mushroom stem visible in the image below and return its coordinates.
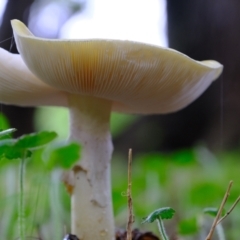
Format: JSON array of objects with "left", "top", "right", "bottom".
[{"left": 68, "top": 94, "right": 114, "bottom": 240}]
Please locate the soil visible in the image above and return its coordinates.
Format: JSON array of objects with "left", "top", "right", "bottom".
[
  {"left": 65, "top": 228, "right": 178, "bottom": 240},
  {"left": 115, "top": 229, "right": 159, "bottom": 240},
  {"left": 64, "top": 229, "right": 159, "bottom": 240}
]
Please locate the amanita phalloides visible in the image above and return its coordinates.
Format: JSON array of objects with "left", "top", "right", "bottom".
[{"left": 0, "top": 20, "right": 223, "bottom": 240}]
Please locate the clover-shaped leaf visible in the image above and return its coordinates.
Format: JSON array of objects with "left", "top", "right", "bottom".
[
  {"left": 0, "top": 139, "right": 24, "bottom": 160},
  {"left": 0, "top": 131, "right": 57, "bottom": 160},
  {"left": 15, "top": 131, "right": 57, "bottom": 149},
  {"left": 142, "top": 207, "right": 175, "bottom": 223}
]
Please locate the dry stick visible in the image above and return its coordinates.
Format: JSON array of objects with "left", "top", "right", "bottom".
[
  {"left": 217, "top": 195, "right": 240, "bottom": 225},
  {"left": 205, "top": 181, "right": 233, "bottom": 240},
  {"left": 126, "top": 149, "right": 134, "bottom": 240}
]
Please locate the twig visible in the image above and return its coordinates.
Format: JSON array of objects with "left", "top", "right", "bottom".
[
  {"left": 217, "top": 195, "right": 240, "bottom": 225},
  {"left": 205, "top": 181, "right": 233, "bottom": 240},
  {"left": 126, "top": 149, "right": 134, "bottom": 240}
]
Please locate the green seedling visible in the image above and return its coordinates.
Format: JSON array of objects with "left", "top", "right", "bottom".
[
  {"left": 142, "top": 207, "right": 175, "bottom": 240},
  {"left": 0, "top": 129, "right": 81, "bottom": 240},
  {"left": 0, "top": 131, "right": 57, "bottom": 240}
]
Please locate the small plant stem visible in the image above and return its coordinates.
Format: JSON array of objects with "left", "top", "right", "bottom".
[
  {"left": 126, "top": 149, "right": 134, "bottom": 240},
  {"left": 217, "top": 196, "right": 240, "bottom": 225},
  {"left": 156, "top": 218, "right": 168, "bottom": 240},
  {"left": 19, "top": 156, "right": 26, "bottom": 240},
  {"left": 205, "top": 180, "right": 233, "bottom": 240}
]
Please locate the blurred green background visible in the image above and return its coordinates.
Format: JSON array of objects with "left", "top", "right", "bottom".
[{"left": 1, "top": 111, "right": 240, "bottom": 240}]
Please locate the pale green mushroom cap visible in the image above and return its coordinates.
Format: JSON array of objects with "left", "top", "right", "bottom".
[{"left": 0, "top": 20, "right": 223, "bottom": 113}]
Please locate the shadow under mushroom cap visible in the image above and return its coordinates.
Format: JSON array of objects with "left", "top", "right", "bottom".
[{"left": 11, "top": 20, "right": 223, "bottom": 114}]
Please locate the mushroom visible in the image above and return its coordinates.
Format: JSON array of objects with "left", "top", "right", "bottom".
[{"left": 0, "top": 19, "right": 223, "bottom": 240}]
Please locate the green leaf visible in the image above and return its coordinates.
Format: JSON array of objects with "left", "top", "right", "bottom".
[
  {"left": 0, "top": 131, "right": 57, "bottom": 160},
  {"left": 45, "top": 142, "right": 81, "bottom": 170},
  {"left": 0, "top": 139, "right": 17, "bottom": 159},
  {"left": 0, "top": 139, "right": 16, "bottom": 147},
  {"left": 0, "top": 143, "right": 31, "bottom": 160},
  {"left": 203, "top": 207, "right": 225, "bottom": 217},
  {"left": 0, "top": 128, "right": 16, "bottom": 139},
  {"left": 142, "top": 207, "right": 175, "bottom": 223},
  {"left": 0, "top": 113, "right": 10, "bottom": 130},
  {"left": 4, "top": 147, "right": 31, "bottom": 159},
  {"left": 15, "top": 131, "right": 57, "bottom": 149},
  {"left": 178, "top": 217, "right": 198, "bottom": 235}
]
